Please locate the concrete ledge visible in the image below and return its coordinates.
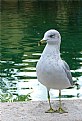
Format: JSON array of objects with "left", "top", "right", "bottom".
[{"left": 0, "top": 99, "right": 82, "bottom": 121}]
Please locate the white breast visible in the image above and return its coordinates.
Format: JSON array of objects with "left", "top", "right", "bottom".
[{"left": 36, "top": 44, "right": 71, "bottom": 90}]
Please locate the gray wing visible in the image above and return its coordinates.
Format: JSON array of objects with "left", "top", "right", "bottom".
[{"left": 62, "top": 60, "right": 73, "bottom": 86}]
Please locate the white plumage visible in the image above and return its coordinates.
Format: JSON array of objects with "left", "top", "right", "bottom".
[
  {"left": 36, "top": 29, "right": 72, "bottom": 90},
  {"left": 36, "top": 29, "right": 73, "bottom": 113}
]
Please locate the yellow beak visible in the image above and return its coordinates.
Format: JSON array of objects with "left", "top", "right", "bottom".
[{"left": 38, "top": 39, "right": 46, "bottom": 46}]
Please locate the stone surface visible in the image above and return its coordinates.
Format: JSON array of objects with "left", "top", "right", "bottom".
[{"left": 0, "top": 99, "right": 82, "bottom": 121}]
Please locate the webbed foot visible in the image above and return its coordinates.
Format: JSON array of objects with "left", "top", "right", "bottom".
[
  {"left": 56, "top": 107, "right": 68, "bottom": 114},
  {"left": 45, "top": 107, "right": 56, "bottom": 113}
]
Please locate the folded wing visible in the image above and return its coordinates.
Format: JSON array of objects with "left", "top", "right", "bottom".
[{"left": 62, "top": 60, "right": 73, "bottom": 86}]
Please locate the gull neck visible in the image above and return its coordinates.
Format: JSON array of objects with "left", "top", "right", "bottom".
[{"left": 41, "top": 43, "right": 61, "bottom": 61}]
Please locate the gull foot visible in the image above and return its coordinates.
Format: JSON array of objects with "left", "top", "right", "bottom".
[
  {"left": 56, "top": 107, "right": 68, "bottom": 114},
  {"left": 45, "top": 107, "right": 56, "bottom": 113}
]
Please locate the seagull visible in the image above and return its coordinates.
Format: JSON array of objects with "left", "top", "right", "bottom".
[{"left": 36, "top": 29, "right": 73, "bottom": 113}]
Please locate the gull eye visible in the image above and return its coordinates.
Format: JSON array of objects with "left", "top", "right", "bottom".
[{"left": 49, "top": 34, "right": 55, "bottom": 38}]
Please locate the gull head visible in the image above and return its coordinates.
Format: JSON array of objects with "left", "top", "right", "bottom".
[{"left": 40, "top": 29, "right": 61, "bottom": 45}]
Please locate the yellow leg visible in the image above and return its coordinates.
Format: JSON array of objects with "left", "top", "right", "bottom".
[
  {"left": 56, "top": 90, "right": 68, "bottom": 114},
  {"left": 45, "top": 90, "right": 56, "bottom": 113}
]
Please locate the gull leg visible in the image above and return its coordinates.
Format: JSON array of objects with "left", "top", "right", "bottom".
[
  {"left": 45, "top": 90, "right": 56, "bottom": 113},
  {"left": 56, "top": 90, "right": 68, "bottom": 114}
]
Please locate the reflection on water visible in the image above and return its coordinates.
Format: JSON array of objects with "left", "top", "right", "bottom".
[{"left": 1, "top": 1, "right": 82, "bottom": 102}]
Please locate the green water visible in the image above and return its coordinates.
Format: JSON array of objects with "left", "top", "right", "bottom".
[{"left": 1, "top": 1, "right": 82, "bottom": 102}]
